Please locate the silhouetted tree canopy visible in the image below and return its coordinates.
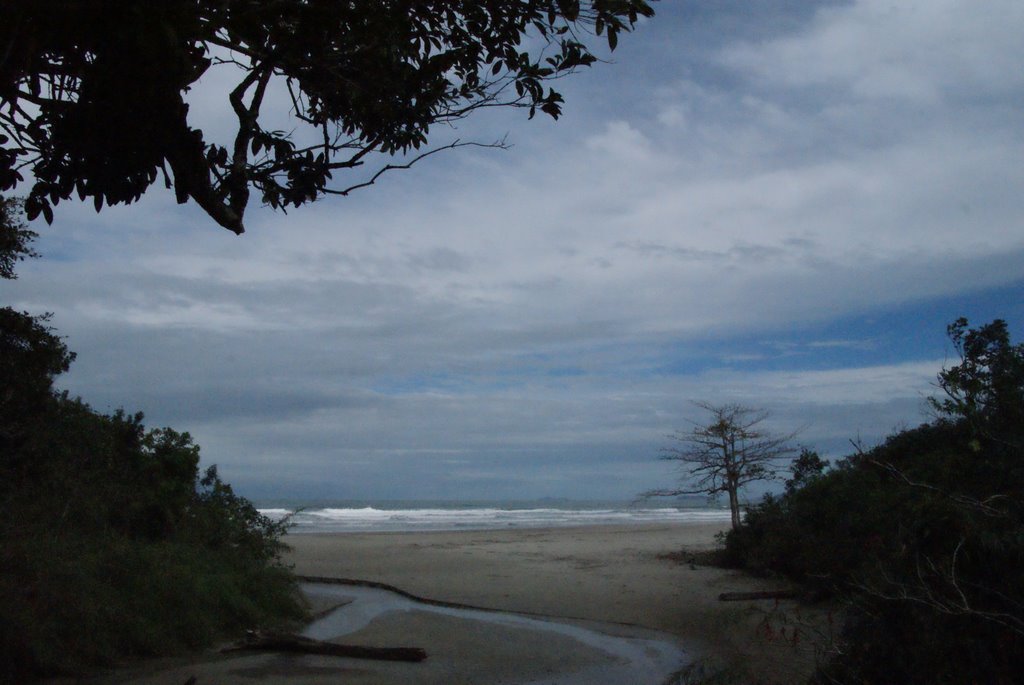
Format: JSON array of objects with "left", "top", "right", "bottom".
[
  {"left": 933, "top": 317, "right": 1024, "bottom": 446},
  {"left": 0, "top": 0, "right": 654, "bottom": 233},
  {"left": 0, "top": 197, "right": 36, "bottom": 278}
]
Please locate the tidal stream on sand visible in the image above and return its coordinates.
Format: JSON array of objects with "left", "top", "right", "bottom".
[{"left": 301, "top": 581, "right": 692, "bottom": 685}]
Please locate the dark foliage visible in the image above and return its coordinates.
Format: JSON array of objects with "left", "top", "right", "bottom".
[
  {"left": 1, "top": 0, "right": 654, "bottom": 233},
  {"left": 0, "top": 400, "right": 303, "bottom": 681},
  {"left": 784, "top": 447, "right": 825, "bottom": 495},
  {"left": 0, "top": 203, "right": 303, "bottom": 681},
  {"left": 0, "top": 308, "right": 74, "bottom": 455},
  {"left": 725, "top": 320, "right": 1024, "bottom": 684},
  {"left": 0, "top": 197, "right": 37, "bottom": 278}
]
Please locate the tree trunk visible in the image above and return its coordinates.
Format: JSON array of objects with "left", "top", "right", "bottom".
[
  {"left": 223, "top": 631, "right": 427, "bottom": 662},
  {"left": 727, "top": 487, "right": 741, "bottom": 530},
  {"left": 718, "top": 590, "right": 800, "bottom": 602}
]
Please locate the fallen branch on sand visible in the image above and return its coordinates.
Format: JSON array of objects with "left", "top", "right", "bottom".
[
  {"left": 222, "top": 631, "right": 427, "bottom": 662},
  {"left": 718, "top": 590, "right": 800, "bottom": 602}
]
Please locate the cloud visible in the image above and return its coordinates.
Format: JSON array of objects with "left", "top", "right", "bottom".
[
  {"left": 8, "top": 1, "right": 1022, "bottom": 499},
  {"left": 585, "top": 120, "right": 655, "bottom": 162},
  {"left": 720, "top": 0, "right": 1024, "bottom": 103}
]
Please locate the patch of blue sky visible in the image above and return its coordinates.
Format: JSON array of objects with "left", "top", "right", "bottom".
[
  {"left": 655, "top": 278, "right": 1024, "bottom": 376},
  {"left": 367, "top": 276, "right": 1022, "bottom": 397}
]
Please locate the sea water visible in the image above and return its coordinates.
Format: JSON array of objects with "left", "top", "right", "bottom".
[{"left": 257, "top": 499, "right": 730, "bottom": 533}]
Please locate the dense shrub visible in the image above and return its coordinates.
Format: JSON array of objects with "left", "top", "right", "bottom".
[
  {"left": 725, "top": 320, "right": 1024, "bottom": 684},
  {"left": 0, "top": 396, "right": 306, "bottom": 682}
]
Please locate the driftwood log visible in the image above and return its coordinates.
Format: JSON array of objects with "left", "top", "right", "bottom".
[
  {"left": 717, "top": 590, "right": 800, "bottom": 602},
  {"left": 223, "top": 631, "right": 427, "bottom": 662}
]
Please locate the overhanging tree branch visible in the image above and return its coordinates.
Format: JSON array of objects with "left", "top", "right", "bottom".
[
  {"left": 323, "top": 139, "right": 511, "bottom": 197},
  {"left": 0, "top": 1, "right": 655, "bottom": 233}
]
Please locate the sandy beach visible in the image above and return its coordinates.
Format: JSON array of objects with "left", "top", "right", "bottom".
[
  {"left": 75, "top": 523, "right": 820, "bottom": 684},
  {"left": 287, "top": 523, "right": 819, "bottom": 680},
  {"left": 288, "top": 524, "right": 754, "bottom": 646}
]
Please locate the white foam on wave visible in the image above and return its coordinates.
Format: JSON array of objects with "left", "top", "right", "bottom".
[
  {"left": 259, "top": 505, "right": 732, "bottom": 533},
  {"left": 257, "top": 508, "right": 293, "bottom": 518}
]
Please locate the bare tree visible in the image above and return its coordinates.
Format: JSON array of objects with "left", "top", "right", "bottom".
[{"left": 644, "top": 402, "right": 797, "bottom": 530}]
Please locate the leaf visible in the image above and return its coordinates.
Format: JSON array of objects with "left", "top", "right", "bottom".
[
  {"left": 24, "top": 198, "right": 41, "bottom": 221},
  {"left": 556, "top": 0, "right": 580, "bottom": 22}
]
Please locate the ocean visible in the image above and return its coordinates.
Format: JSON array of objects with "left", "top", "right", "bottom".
[{"left": 256, "top": 499, "right": 731, "bottom": 533}]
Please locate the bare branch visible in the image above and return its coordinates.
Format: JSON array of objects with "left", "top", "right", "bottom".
[
  {"left": 323, "top": 139, "right": 511, "bottom": 198},
  {"left": 850, "top": 553, "right": 1024, "bottom": 637},
  {"left": 647, "top": 403, "right": 798, "bottom": 529},
  {"left": 868, "top": 458, "right": 1011, "bottom": 518}
]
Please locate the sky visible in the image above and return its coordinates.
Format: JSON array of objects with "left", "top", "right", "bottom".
[{"left": 5, "top": 0, "right": 1024, "bottom": 502}]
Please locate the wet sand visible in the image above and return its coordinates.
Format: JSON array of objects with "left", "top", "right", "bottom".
[
  {"left": 284, "top": 523, "right": 818, "bottom": 680},
  {"left": 74, "top": 523, "right": 819, "bottom": 684}
]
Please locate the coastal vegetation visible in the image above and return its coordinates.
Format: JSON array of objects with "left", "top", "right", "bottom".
[
  {"left": 0, "top": 202, "right": 304, "bottom": 681},
  {"left": 723, "top": 318, "right": 1024, "bottom": 684}
]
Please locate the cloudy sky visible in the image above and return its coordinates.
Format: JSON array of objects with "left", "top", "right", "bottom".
[{"left": 6, "top": 0, "right": 1023, "bottom": 501}]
